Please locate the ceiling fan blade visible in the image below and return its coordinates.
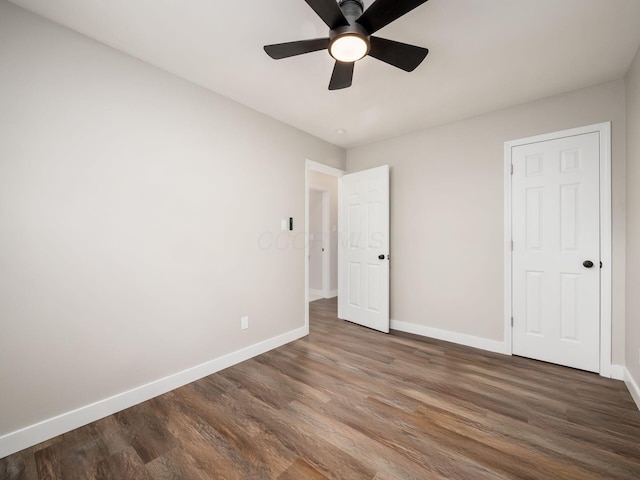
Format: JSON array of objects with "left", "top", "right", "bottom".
[
  {"left": 304, "top": 0, "right": 349, "bottom": 29},
  {"left": 264, "top": 38, "right": 330, "bottom": 59},
  {"left": 357, "top": 0, "right": 429, "bottom": 34},
  {"left": 328, "top": 61, "right": 354, "bottom": 90},
  {"left": 368, "top": 36, "right": 428, "bottom": 72}
]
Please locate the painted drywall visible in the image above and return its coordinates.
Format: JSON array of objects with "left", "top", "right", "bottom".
[
  {"left": 309, "top": 190, "right": 323, "bottom": 292},
  {"left": 0, "top": 1, "right": 345, "bottom": 440},
  {"left": 309, "top": 171, "right": 339, "bottom": 294},
  {"left": 626, "top": 46, "right": 640, "bottom": 389},
  {"left": 347, "top": 80, "right": 626, "bottom": 366}
]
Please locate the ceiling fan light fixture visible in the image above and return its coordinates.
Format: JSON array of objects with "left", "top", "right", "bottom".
[
  {"left": 329, "top": 34, "right": 369, "bottom": 63},
  {"left": 263, "top": 0, "right": 430, "bottom": 89}
]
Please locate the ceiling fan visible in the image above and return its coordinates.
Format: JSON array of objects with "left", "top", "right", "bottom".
[{"left": 264, "top": 0, "right": 430, "bottom": 90}]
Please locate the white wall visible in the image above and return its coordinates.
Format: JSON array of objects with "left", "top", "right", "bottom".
[
  {"left": 0, "top": 0, "right": 345, "bottom": 447},
  {"left": 625, "top": 46, "right": 640, "bottom": 394},
  {"left": 309, "top": 171, "right": 339, "bottom": 294},
  {"left": 347, "top": 80, "right": 626, "bottom": 365},
  {"left": 309, "top": 190, "right": 323, "bottom": 291}
]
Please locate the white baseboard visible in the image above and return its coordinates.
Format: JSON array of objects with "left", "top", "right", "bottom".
[
  {"left": 0, "top": 325, "right": 308, "bottom": 459},
  {"left": 609, "top": 364, "right": 625, "bottom": 381},
  {"left": 390, "top": 320, "right": 507, "bottom": 355},
  {"left": 309, "top": 289, "right": 337, "bottom": 299},
  {"left": 624, "top": 367, "right": 640, "bottom": 411}
]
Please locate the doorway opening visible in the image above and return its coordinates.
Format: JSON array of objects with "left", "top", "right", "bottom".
[
  {"left": 305, "top": 160, "right": 344, "bottom": 329},
  {"left": 305, "top": 160, "right": 391, "bottom": 334}
]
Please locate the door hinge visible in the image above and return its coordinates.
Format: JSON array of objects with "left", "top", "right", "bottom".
[
  {"left": 510, "top": 164, "right": 514, "bottom": 175},
  {"left": 511, "top": 240, "right": 514, "bottom": 251},
  {"left": 511, "top": 317, "right": 514, "bottom": 327}
]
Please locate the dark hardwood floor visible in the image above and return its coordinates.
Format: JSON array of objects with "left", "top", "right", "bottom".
[{"left": 2, "top": 297, "right": 640, "bottom": 479}]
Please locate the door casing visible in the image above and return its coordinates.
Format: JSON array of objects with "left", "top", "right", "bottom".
[{"left": 504, "top": 122, "right": 612, "bottom": 377}]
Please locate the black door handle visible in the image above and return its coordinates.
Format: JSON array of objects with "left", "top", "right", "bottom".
[
  {"left": 583, "top": 260, "right": 594, "bottom": 268},
  {"left": 378, "top": 254, "right": 385, "bottom": 260}
]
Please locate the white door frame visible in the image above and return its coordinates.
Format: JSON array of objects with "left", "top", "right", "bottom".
[
  {"left": 305, "top": 160, "right": 345, "bottom": 330},
  {"left": 308, "top": 186, "right": 330, "bottom": 298},
  {"left": 504, "top": 122, "right": 612, "bottom": 377}
]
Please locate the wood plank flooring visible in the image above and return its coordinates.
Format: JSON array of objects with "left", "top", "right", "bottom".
[{"left": 2, "top": 297, "right": 640, "bottom": 479}]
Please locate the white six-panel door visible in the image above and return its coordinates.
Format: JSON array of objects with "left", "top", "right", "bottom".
[
  {"left": 338, "top": 165, "right": 390, "bottom": 333},
  {"left": 512, "top": 132, "right": 600, "bottom": 372}
]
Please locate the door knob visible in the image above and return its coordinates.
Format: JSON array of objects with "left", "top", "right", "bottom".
[
  {"left": 583, "top": 260, "right": 594, "bottom": 268},
  {"left": 378, "top": 254, "right": 385, "bottom": 260}
]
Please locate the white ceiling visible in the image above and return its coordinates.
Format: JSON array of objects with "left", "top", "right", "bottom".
[{"left": 9, "top": 0, "right": 640, "bottom": 148}]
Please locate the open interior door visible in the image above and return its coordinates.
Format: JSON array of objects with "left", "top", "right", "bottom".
[{"left": 338, "top": 165, "right": 389, "bottom": 333}]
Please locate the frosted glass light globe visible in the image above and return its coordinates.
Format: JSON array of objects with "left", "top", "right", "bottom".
[{"left": 330, "top": 35, "right": 368, "bottom": 62}]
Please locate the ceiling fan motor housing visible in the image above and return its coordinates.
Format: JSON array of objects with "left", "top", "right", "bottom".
[
  {"left": 330, "top": 0, "right": 370, "bottom": 61},
  {"left": 338, "top": 0, "right": 364, "bottom": 22}
]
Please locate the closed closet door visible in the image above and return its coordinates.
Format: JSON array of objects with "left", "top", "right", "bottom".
[{"left": 511, "top": 132, "right": 600, "bottom": 372}]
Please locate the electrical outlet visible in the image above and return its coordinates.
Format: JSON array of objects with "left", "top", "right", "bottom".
[{"left": 241, "top": 316, "right": 249, "bottom": 330}]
